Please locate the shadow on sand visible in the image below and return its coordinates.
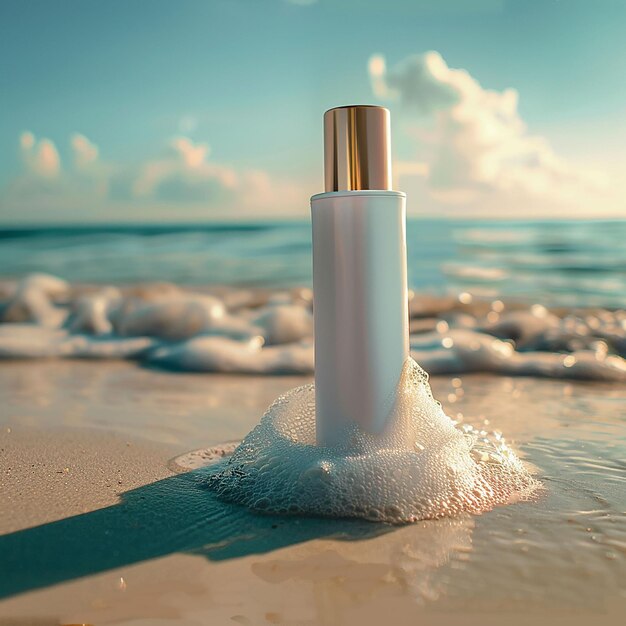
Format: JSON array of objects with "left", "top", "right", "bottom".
[{"left": 0, "top": 468, "right": 393, "bottom": 599}]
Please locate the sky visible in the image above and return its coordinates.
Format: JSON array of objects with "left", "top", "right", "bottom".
[{"left": 0, "top": 0, "right": 625, "bottom": 223}]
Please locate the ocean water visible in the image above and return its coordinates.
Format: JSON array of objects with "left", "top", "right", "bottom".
[{"left": 1, "top": 219, "right": 625, "bottom": 308}]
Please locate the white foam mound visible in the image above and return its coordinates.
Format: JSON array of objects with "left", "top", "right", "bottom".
[{"left": 208, "top": 358, "right": 539, "bottom": 524}]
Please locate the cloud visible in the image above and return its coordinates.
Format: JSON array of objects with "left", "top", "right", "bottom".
[
  {"left": 369, "top": 53, "right": 460, "bottom": 116},
  {"left": 369, "top": 52, "right": 608, "bottom": 213},
  {"left": 8, "top": 132, "right": 109, "bottom": 207},
  {"left": 2, "top": 132, "right": 305, "bottom": 220},
  {"left": 124, "top": 136, "right": 304, "bottom": 212},
  {"left": 5, "top": 133, "right": 68, "bottom": 211},
  {"left": 20, "top": 132, "right": 61, "bottom": 179},
  {"left": 71, "top": 133, "right": 99, "bottom": 170},
  {"left": 130, "top": 137, "right": 238, "bottom": 204}
]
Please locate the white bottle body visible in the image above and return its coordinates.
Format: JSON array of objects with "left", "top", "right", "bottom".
[{"left": 311, "top": 190, "right": 409, "bottom": 448}]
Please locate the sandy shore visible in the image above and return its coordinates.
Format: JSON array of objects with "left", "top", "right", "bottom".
[{"left": 0, "top": 360, "right": 625, "bottom": 625}]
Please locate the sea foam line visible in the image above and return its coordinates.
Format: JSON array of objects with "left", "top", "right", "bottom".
[{"left": 0, "top": 273, "right": 624, "bottom": 381}]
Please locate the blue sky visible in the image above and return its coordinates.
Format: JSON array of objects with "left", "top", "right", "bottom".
[{"left": 1, "top": 0, "right": 625, "bottom": 222}]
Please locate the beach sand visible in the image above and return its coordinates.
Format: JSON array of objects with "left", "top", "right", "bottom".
[{"left": 1, "top": 360, "right": 625, "bottom": 625}]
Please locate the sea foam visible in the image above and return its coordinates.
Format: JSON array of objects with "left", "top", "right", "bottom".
[
  {"left": 207, "top": 358, "right": 539, "bottom": 523},
  {"left": 1, "top": 273, "right": 625, "bottom": 381}
]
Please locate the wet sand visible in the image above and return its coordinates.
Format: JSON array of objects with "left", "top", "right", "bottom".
[{"left": 0, "top": 360, "right": 625, "bottom": 625}]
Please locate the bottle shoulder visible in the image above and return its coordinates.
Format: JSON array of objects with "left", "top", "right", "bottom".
[{"left": 311, "top": 190, "right": 405, "bottom": 202}]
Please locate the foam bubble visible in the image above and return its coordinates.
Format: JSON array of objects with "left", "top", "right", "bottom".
[{"left": 208, "top": 358, "right": 539, "bottom": 524}]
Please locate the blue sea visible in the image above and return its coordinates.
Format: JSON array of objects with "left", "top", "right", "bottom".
[{"left": 1, "top": 219, "right": 625, "bottom": 308}]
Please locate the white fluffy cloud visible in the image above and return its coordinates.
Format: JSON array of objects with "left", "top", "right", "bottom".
[
  {"left": 3, "top": 133, "right": 303, "bottom": 220},
  {"left": 20, "top": 132, "right": 61, "bottom": 179},
  {"left": 131, "top": 137, "right": 238, "bottom": 203},
  {"left": 7, "top": 132, "right": 108, "bottom": 207},
  {"left": 71, "top": 133, "right": 99, "bottom": 170},
  {"left": 369, "top": 52, "right": 608, "bottom": 213},
  {"left": 122, "top": 136, "right": 302, "bottom": 212}
]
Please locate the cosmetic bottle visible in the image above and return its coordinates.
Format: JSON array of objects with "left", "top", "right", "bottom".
[{"left": 311, "top": 105, "right": 409, "bottom": 448}]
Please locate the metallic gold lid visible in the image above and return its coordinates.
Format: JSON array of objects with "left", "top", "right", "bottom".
[{"left": 324, "top": 105, "right": 392, "bottom": 192}]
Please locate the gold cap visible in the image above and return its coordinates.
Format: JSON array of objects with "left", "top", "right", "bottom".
[{"left": 324, "top": 105, "right": 392, "bottom": 192}]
